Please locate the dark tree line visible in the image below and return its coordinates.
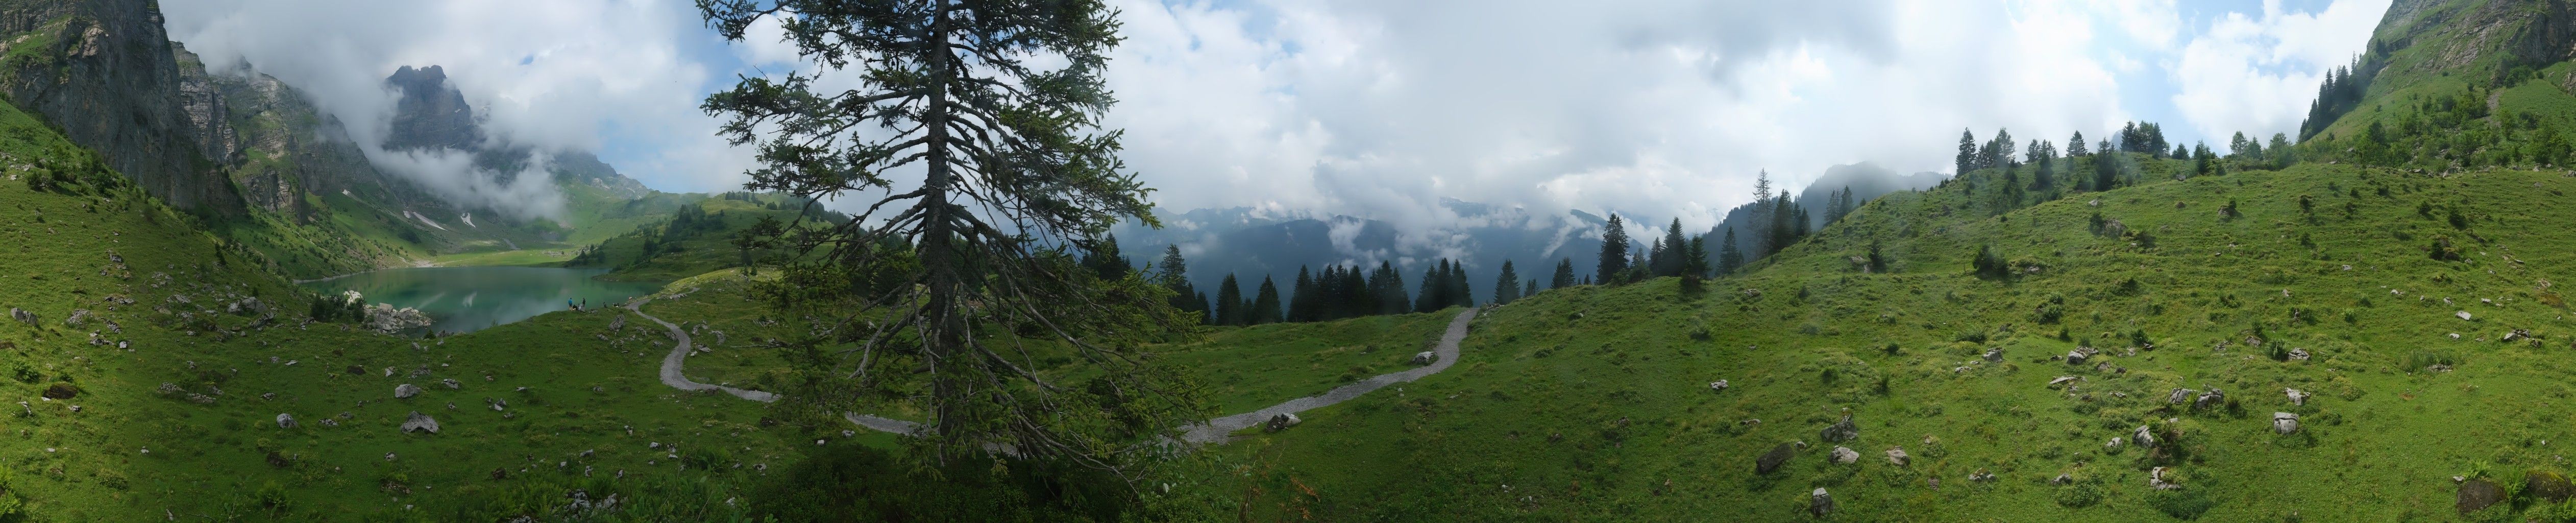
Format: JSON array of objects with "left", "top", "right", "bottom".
[{"left": 2300, "top": 54, "right": 2385, "bottom": 141}]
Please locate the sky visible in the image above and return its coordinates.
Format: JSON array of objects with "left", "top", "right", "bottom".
[{"left": 160, "top": 0, "right": 2391, "bottom": 230}]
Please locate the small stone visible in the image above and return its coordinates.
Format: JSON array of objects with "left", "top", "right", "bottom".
[
  {"left": 395, "top": 384, "right": 423, "bottom": 399},
  {"left": 2135, "top": 425, "right": 2158, "bottom": 449},
  {"left": 2285, "top": 388, "right": 2311, "bottom": 406},
  {"left": 2460, "top": 479, "right": 2504, "bottom": 514},
  {"left": 1884, "top": 446, "right": 1909, "bottom": 466},
  {"left": 275, "top": 413, "right": 297, "bottom": 428},
  {"left": 1709, "top": 379, "right": 1729, "bottom": 392},
  {"left": 1983, "top": 347, "right": 2003, "bottom": 362},
  {"left": 2273, "top": 412, "right": 2298, "bottom": 434},
  {"left": 2106, "top": 437, "right": 2123, "bottom": 449},
  {"left": 1810, "top": 488, "right": 1833, "bottom": 516},
  {"left": 441, "top": 378, "right": 460, "bottom": 389},
  {"left": 2458, "top": 311, "right": 2473, "bottom": 321},
  {"left": 1830, "top": 446, "right": 1859, "bottom": 464},
  {"left": 2151, "top": 466, "right": 2181, "bottom": 490},
  {"left": 2049, "top": 376, "right": 2080, "bottom": 388},
  {"left": 2065, "top": 350, "right": 2089, "bottom": 365},
  {"left": 1264, "top": 413, "right": 1302, "bottom": 433},
  {"left": 1412, "top": 351, "right": 1436, "bottom": 365},
  {"left": 1819, "top": 413, "right": 1859, "bottom": 442},
  {"left": 2287, "top": 348, "right": 2310, "bottom": 361},
  {"left": 1969, "top": 469, "right": 1995, "bottom": 482},
  {"left": 2195, "top": 389, "right": 2225, "bottom": 411}
]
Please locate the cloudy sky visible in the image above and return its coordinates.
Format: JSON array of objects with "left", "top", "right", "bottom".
[{"left": 162, "top": 0, "right": 2389, "bottom": 229}]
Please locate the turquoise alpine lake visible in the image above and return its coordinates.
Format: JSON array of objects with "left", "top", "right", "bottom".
[{"left": 298, "top": 267, "right": 664, "bottom": 334}]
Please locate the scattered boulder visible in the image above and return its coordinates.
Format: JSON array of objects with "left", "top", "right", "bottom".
[
  {"left": 441, "top": 378, "right": 461, "bottom": 390},
  {"left": 2457, "top": 311, "right": 2473, "bottom": 321},
  {"left": 2287, "top": 348, "right": 2310, "bottom": 361},
  {"left": 2273, "top": 412, "right": 2299, "bottom": 434},
  {"left": 1809, "top": 488, "right": 1833, "bottom": 516},
  {"left": 1820, "top": 414, "right": 1859, "bottom": 443},
  {"left": 2065, "top": 350, "right": 2089, "bottom": 365},
  {"left": 2051, "top": 473, "right": 2073, "bottom": 485},
  {"left": 1884, "top": 446, "right": 1909, "bottom": 466},
  {"left": 2195, "top": 389, "right": 2225, "bottom": 411},
  {"left": 1830, "top": 446, "right": 1859, "bottom": 464},
  {"left": 395, "top": 384, "right": 423, "bottom": 399},
  {"left": 1982, "top": 347, "right": 2003, "bottom": 362},
  {"left": 41, "top": 383, "right": 78, "bottom": 399},
  {"left": 275, "top": 413, "right": 297, "bottom": 429},
  {"left": 2285, "top": 388, "right": 2311, "bottom": 406},
  {"left": 488, "top": 398, "right": 508, "bottom": 411},
  {"left": 1969, "top": 469, "right": 1995, "bottom": 482},
  {"left": 156, "top": 383, "right": 183, "bottom": 396},
  {"left": 1412, "top": 351, "right": 1436, "bottom": 365},
  {"left": 1757, "top": 443, "right": 1795, "bottom": 474},
  {"left": 2459, "top": 479, "right": 2504, "bottom": 514},
  {"left": 9, "top": 307, "right": 35, "bottom": 327},
  {"left": 2530, "top": 470, "right": 2576, "bottom": 503},
  {"left": 2048, "top": 376, "right": 2080, "bottom": 388},
  {"left": 348, "top": 365, "right": 365, "bottom": 375},
  {"left": 1709, "top": 379, "right": 1729, "bottom": 392},
  {"left": 2151, "top": 467, "right": 2181, "bottom": 490},
  {"left": 1263, "top": 413, "right": 1301, "bottom": 433},
  {"left": 2105, "top": 437, "right": 2123, "bottom": 449},
  {"left": 400, "top": 411, "right": 440, "bottom": 434},
  {"left": 2134, "top": 425, "right": 2157, "bottom": 449}
]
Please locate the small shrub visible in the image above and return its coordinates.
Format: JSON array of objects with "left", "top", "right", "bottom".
[
  {"left": 2054, "top": 481, "right": 2103, "bottom": 508},
  {"left": 2147, "top": 487, "right": 2214, "bottom": 519}
]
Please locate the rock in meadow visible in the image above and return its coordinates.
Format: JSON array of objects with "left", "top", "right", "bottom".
[
  {"left": 2458, "top": 479, "right": 2503, "bottom": 514},
  {"left": 2273, "top": 412, "right": 2299, "bottom": 434},
  {"left": 400, "top": 411, "right": 440, "bottom": 434},
  {"left": 1884, "top": 446, "right": 1909, "bottom": 466},
  {"left": 2530, "top": 470, "right": 2576, "bottom": 503},
  {"left": 1809, "top": 488, "right": 1833, "bottom": 516},
  {"left": 1709, "top": 379, "right": 1728, "bottom": 392},
  {"left": 395, "top": 384, "right": 423, "bottom": 399},
  {"left": 1820, "top": 414, "right": 1859, "bottom": 443},
  {"left": 2168, "top": 388, "right": 2195, "bottom": 405},
  {"left": 1756, "top": 442, "right": 1794, "bottom": 474},
  {"left": 1830, "top": 446, "right": 1858, "bottom": 464},
  {"left": 2285, "top": 388, "right": 2310, "bottom": 406},
  {"left": 1412, "top": 351, "right": 1436, "bottom": 365},
  {"left": 1264, "top": 413, "right": 1301, "bottom": 433},
  {"left": 2195, "top": 389, "right": 2225, "bottom": 411},
  {"left": 275, "top": 413, "right": 296, "bottom": 428},
  {"left": 2134, "top": 425, "right": 2157, "bottom": 449}
]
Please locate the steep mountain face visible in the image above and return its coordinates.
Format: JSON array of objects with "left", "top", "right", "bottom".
[
  {"left": 2299, "top": 0, "right": 2576, "bottom": 171},
  {"left": 382, "top": 64, "right": 479, "bottom": 151},
  {"left": 0, "top": 0, "right": 241, "bottom": 213}
]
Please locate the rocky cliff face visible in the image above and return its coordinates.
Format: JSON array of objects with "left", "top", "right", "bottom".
[
  {"left": 383, "top": 65, "right": 480, "bottom": 152},
  {"left": 0, "top": 0, "right": 240, "bottom": 214}
]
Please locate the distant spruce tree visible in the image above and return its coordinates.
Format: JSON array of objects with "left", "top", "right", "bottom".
[
  {"left": 2090, "top": 150, "right": 2120, "bottom": 191},
  {"left": 1415, "top": 262, "right": 1444, "bottom": 313},
  {"left": 1251, "top": 276, "right": 1282, "bottom": 325},
  {"left": 1598, "top": 213, "right": 1631, "bottom": 284},
  {"left": 1957, "top": 128, "right": 1978, "bottom": 174},
  {"left": 1655, "top": 218, "right": 1686, "bottom": 277},
  {"left": 1683, "top": 234, "right": 1710, "bottom": 278},
  {"left": 2268, "top": 133, "right": 2296, "bottom": 168},
  {"left": 2068, "top": 131, "right": 2088, "bottom": 156},
  {"left": 1288, "top": 266, "right": 1318, "bottom": 322},
  {"left": 1523, "top": 279, "right": 1538, "bottom": 299},
  {"left": 1078, "top": 233, "right": 1131, "bottom": 280},
  {"left": 1551, "top": 258, "right": 1576, "bottom": 289},
  {"left": 1370, "top": 262, "right": 1409, "bottom": 315},
  {"left": 1493, "top": 259, "right": 1521, "bottom": 305},
  {"left": 1717, "top": 228, "right": 1744, "bottom": 274},
  {"left": 1159, "top": 245, "right": 1205, "bottom": 321},
  {"left": 1215, "top": 274, "right": 1244, "bottom": 326}
]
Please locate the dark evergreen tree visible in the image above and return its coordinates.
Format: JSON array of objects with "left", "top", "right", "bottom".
[
  {"left": 1370, "top": 262, "right": 1409, "bottom": 315},
  {"left": 1654, "top": 218, "right": 1686, "bottom": 277},
  {"left": 1251, "top": 276, "right": 1283, "bottom": 325},
  {"left": 2068, "top": 131, "right": 2089, "bottom": 156},
  {"left": 1598, "top": 213, "right": 1631, "bottom": 284},
  {"left": 1288, "top": 266, "right": 1318, "bottom": 322},
  {"left": 2090, "top": 150, "right": 2120, "bottom": 191},
  {"left": 1957, "top": 128, "right": 1979, "bottom": 175},
  {"left": 1551, "top": 257, "right": 1576, "bottom": 289},
  {"left": 1215, "top": 274, "right": 1244, "bottom": 326},
  {"left": 1493, "top": 259, "right": 1521, "bottom": 305},
  {"left": 1523, "top": 279, "right": 1538, "bottom": 299},
  {"left": 1717, "top": 228, "right": 1745, "bottom": 274},
  {"left": 1415, "top": 262, "right": 1445, "bottom": 313},
  {"left": 2268, "top": 133, "right": 2296, "bottom": 168},
  {"left": 1078, "top": 233, "right": 1132, "bottom": 280},
  {"left": 1683, "top": 235, "right": 1710, "bottom": 278},
  {"left": 1159, "top": 245, "right": 1204, "bottom": 322}
]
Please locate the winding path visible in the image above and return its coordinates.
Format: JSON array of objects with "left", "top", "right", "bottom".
[
  {"left": 632, "top": 298, "right": 1479, "bottom": 445},
  {"left": 626, "top": 298, "right": 779, "bottom": 402}
]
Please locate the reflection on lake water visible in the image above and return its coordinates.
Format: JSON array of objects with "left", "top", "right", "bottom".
[{"left": 299, "top": 267, "right": 663, "bottom": 334}]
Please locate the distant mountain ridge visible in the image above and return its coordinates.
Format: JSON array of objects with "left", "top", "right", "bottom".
[{"left": 1118, "top": 162, "right": 1945, "bottom": 294}]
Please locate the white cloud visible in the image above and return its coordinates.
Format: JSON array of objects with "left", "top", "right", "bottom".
[{"left": 2170, "top": 0, "right": 2390, "bottom": 145}]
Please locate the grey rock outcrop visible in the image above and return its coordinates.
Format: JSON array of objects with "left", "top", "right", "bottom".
[
  {"left": 1883, "top": 446, "right": 1909, "bottom": 466},
  {"left": 394, "top": 384, "right": 423, "bottom": 399},
  {"left": 1263, "top": 413, "right": 1301, "bottom": 433},
  {"left": 1809, "top": 488, "right": 1833, "bottom": 516},
  {"left": 400, "top": 411, "right": 439, "bottom": 434},
  {"left": 1412, "top": 351, "right": 1436, "bottom": 365},
  {"left": 274, "top": 413, "right": 296, "bottom": 428},
  {"left": 1830, "top": 446, "right": 1859, "bottom": 464},
  {"left": 2195, "top": 389, "right": 2225, "bottom": 410},
  {"left": 1757, "top": 442, "right": 1794, "bottom": 474},
  {"left": 2133, "top": 425, "right": 2157, "bottom": 449},
  {"left": 2273, "top": 412, "right": 2299, "bottom": 434},
  {"left": 1820, "top": 414, "right": 1859, "bottom": 443},
  {"left": 2285, "top": 388, "right": 2311, "bottom": 406}
]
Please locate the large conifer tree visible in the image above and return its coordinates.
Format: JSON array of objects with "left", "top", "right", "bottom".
[
  {"left": 1493, "top": 259, "right": 1520, "bottom": 305},
  {"left": 1251, "top": 276, "right": 1282, "bottom": 325},
  {"left": 701, "top": 0, "right": 1198, "bottom": 470},
  {"left": 1551, "top": 258, "right": 1576, "bottom": 289}
]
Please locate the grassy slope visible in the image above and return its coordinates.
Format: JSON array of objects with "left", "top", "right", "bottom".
[
  {"left": 0, "top": 96, "right": 847, "bottom": 520},
  {"left": 571, "top": 196, "right": 818, "bottom": 282},
  {"left": 1159, "top": 158, "right": 2576, "bottom": 521}
]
